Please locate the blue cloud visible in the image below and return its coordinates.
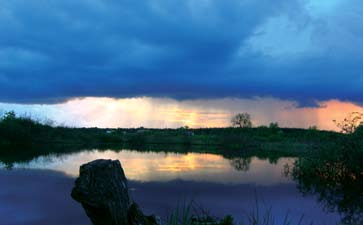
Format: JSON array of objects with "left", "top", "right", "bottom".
[{"left": 0, "top": 0, "right": 362, "bottom": 105}]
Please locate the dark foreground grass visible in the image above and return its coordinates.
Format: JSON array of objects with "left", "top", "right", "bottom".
[{"left": 167, "top": 201, "right": 322, "bottom": 225}]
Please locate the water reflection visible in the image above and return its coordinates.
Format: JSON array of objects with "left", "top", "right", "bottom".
[
  {"left": 287, "top": 156, "right": 363, "bottom": 225},
  {"left": 0, "top": 169, "right": 91, "bottom": 225},
  {"left": 0, "top": 169, "right": 341, "bottom": 225},
  {"left": 129, "top": 180, "right": 340, "bottom": 225},
  {"left": 0, "top": 149, "right": 344, "bottom": 225},
  {"left": 230, "top": 157, "right": 252, "bottom": 171},
  {"left": 10, "top": 150, "right": 294, "bottom": 185}
]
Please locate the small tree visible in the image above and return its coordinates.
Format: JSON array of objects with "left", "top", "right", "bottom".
[
  {"left": 333, "top": 112, "right": 363, "bottom": 134},
  {"left": 2, "top": 111, "right": 16, "bottom": 121},
  {"left": 231, "top": 113, "right": 252, "bottom": 128},
  {"left": 269, "top": 122, "right": 279, "bottom": 129}
]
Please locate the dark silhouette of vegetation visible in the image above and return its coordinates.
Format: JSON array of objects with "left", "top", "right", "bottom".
[
  {"left": 167, "top": 200, "right": 312, "bottom": 225},
  {"left": 231, "top": 113, "right": 252, "bottom": 128},
  {"left": 268, "top": 122, "right": 279, "bottom": 129},
  {"left": 0, "top": 111, "right": 124, "bottom": 149},
  {"left": 333, "top": 111, "right": 363, "bottom": 133},
  {"left": 286, "top": 130, "right": 363, "bottom": 225},
  {"left": 0, "top": 111, "right": 344, "bottom": 156},
  {"left": 230, "top": 157, "right": 251, "bottom": 171}
]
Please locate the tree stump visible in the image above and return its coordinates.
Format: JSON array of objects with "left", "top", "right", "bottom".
[{"left": 71, "top": 159, "right": 157, "bottom": 225}]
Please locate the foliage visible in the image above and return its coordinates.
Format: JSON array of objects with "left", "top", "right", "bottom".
[
  {"left": 0, "top": 111, "right": 123, "bottom": 148},
  {"left": 333, "top": 112, "right": 363, "bottom": 133},
  {"left": 354, "top": 124, "right": 363, "bottom": 136},
  {"left": 230, "top": 157, "right": 251, "bottom": 171},
  {"left": 167, "top": 201, "right": 309, "bottom": 225},
  {"left": 242, "top": 208, "right": 299, "bottom": 225},
  {"left": 286, "top": 133, "right": 363, "bottom": 225},
  {"left": 167, "top": 202, "right": 193, "bottom": 225},
  {"left": 268, "top": 122, "right": 279, "bottom": 129},
  {"left": 308, "top": 125, "right": 318, "bottom": 130},
  {"left": 2, "top": 111, "right": 16, "bottom": 121},
  {"left": 231, "top": 113, "right": 252, "bottom": 128}
]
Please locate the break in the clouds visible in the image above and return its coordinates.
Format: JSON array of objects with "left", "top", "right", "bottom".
[
  {"left": 1, "top": 97, "right": 362, "bottom": 131},
  {"left": 0, "top": 0, "right": 362, "bottom": 104}
]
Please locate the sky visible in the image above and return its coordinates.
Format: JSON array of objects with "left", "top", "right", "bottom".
[{"left": 1, "top": 0, "right": 363, "bottom": 129}]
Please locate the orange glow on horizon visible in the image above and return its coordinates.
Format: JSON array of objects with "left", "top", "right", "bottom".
[
  {"left": 2, "top": 97, "right": 361, "bottom": 131},
  {"left": 57, "top": 97, "right": 363, "bottom": 131}
]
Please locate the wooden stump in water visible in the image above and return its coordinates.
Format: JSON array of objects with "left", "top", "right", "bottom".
[{"left": 71, "top": 159, "right": 157, "bottom": 225}]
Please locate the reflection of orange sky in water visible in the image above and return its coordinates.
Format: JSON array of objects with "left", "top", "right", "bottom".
[
  {"left": 58, "top": 97, "right": 363, "bottom": 131},
  {"left": 12, "top": 150, "right": 295, "bottom": 185}
]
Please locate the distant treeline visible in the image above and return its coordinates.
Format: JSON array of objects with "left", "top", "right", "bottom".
[
  {"left": 0, "top": 111, "right": 360, "bottom": 153},
  {"left": 0, "top": 111, "right": 123, "bottom": 147}
]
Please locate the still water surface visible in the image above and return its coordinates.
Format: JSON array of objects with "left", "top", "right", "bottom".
[
  {"left": 0, "top": 149, "right": 341, "bottom": 225},
  {"left": 12, "top": 150, "right": 293, "bottom": 185}
]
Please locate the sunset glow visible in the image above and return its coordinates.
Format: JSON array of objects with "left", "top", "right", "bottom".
[
  {"left": 1, "top": 97, "right": 361, "bottom": 131},
  {"left": 11, "top": 150, "right": 294, "bottom": 185}
]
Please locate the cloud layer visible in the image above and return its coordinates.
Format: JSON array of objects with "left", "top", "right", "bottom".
[{"left": 0, "top": 0, "right": 362, "bottom": 104}]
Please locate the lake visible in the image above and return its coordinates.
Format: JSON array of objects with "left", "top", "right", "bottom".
[{"left": 0, "top": 148, "right": 342, "bottom": 225}]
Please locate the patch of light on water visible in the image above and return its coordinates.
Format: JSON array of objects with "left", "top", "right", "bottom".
[{"left": 12, "top": 149, "right": 297, "bottom": 186}]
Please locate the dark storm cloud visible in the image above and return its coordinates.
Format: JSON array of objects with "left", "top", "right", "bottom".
[{"left": 0, "top": 0, "right": 362, "bottom": 104}]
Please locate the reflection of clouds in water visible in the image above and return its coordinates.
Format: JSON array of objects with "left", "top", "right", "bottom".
[
  {"left": 12, "top": 150, "right": 295, "bottom": 185},
  {"left": 0, "top": 170, "right": 340, "bottom": 225},
  {"left": 0, "top": 169, "right": 91, "bottom": 225},
  {"left": 13, "top": 149, "right": 102, "bottom": 176},
  {"left": 1, "top": 97, "right": 362, "bottom": 130}
]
